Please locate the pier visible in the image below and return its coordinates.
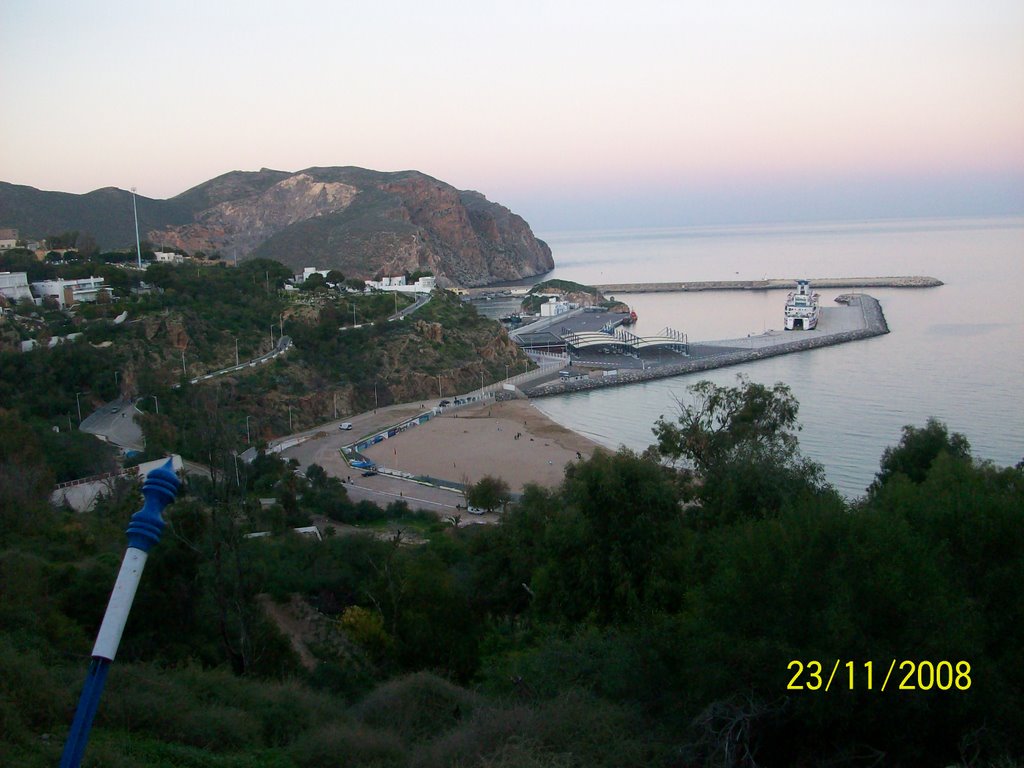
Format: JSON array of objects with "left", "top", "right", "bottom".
[
  {"left": 523, "top": 294, "right": 889, "bottom": 397},
  {"left": 593, "top": 275, "right": 942, "bottom": 293}
]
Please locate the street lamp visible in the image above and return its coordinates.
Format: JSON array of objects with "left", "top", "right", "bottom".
[
  {"left": 235, "top": 337, "right": 239, "bottom": 367},
  {"left": 437, "top": 374, "right": 442, "bottom": 399},
  {"left": 288, "top": 406, "right": 293, "bottom": 432},
  {"left": 245, "top": 415, "right": 252, "bottom": 445},
  {"left": 76, "top": 392, "right": 84, "bottom": 424}
]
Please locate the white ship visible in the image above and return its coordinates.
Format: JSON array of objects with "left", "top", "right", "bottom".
[{"left": 784, "top": 280, "right": 819, "bottom": 330}]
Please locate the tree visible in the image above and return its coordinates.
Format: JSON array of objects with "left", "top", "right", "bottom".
[
  {"left": 301, "top": 273, "right": 327, "bottom": 292},
  {"left": 465, "top": 475, "right": 511, "bottom": 512},
  {"left": 869, "top": 417, "right": 971, "bottom": 493},
  {"left": 652, "top": 375, "right": 800, "bottom": 473},
  {"left": 325, "top": 269, "right": 346, "bottom": 286}
]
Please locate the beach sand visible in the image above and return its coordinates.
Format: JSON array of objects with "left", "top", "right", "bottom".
[{"left": 360, "top": 399, "right": 601, "bottom": 492}]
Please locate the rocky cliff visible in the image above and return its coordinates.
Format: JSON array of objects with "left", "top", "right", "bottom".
[
  {"left": 154, "top": 167, "right": 554, "bottom": 287},
  {"left": 0, "top": 167, "right": 554, "bottom": 287}
]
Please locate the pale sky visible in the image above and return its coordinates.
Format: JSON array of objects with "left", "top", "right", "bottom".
[{"left": 2, "top": 0, "right": 1022, "bottom": 230}]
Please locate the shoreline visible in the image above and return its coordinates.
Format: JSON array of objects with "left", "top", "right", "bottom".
[{"left": 359, "top": 399, "right": 600, "bottom": 493}]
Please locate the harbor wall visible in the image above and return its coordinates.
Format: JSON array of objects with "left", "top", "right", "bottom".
[
  {"left": 594, "top": 276, "right": 942, "bottom": 293},
  {"left": 524, "top": 295, "right": 889, "bottom": 398}
]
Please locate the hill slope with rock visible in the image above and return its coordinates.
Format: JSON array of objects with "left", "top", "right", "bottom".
[{"left": 0, "top": 167, "right": 553, "bottom": 287}]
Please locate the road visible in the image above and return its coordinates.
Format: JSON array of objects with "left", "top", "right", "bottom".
[
  {"left": 189, "top": 335, "right": 292, "bottom": 384},
  {"left": 79, "top": 397, "right": 144, "bottom": 450},
  {"left": 340, "top": 474, "right": 468, "bottom": 515}
]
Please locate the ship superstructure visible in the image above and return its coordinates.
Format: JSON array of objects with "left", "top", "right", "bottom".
[{"left": 784, "top": 280, "right": 820, "bottom": 330}]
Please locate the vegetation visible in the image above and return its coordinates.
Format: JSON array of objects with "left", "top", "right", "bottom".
[
  {"left": 0, "top": 257, "right": 530, "bottom": 472},
  {"left": 2, "top": 247, "right": 1021, "bottom": 767},
  {"left": 465, "top": 475, "right": 511, "bottom": 512},
  {"left": 2, "top": 373, "right": 1021, "bottom": 766}
]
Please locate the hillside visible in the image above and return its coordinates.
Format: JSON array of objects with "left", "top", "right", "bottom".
[{"left": 0, "top": 167, "right": 554, "bottom": 287}]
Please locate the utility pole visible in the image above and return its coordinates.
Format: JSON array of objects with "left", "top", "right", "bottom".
[
  {"left": 181, "top": 349, "right": 186, "bottom": 377},
  {"left": 131, "top": 187, "right": 142, "bottom": 270},
  {"left": 235, "top": 338, "right": 239, "bottom": 367},
  {"left": 76, "top": 392, "right": 83, "bottom": 424},
  {"left": 437, "top": 374, "right": 442, "bottom": 399},
  {"left": 246, "top": 415, "right": 252, "bottom": 445},
  {"left": 374, "top": 382, "right": 378, "bottom": 410},
  {"left": 288, "top": 406, "right": 293, "bottom": 432},
  {"left": 333, "top": 393, "right": 337, "bottom": 420},
  {"left": 60, "top": 461, "right": 180, "bottom": 768}
]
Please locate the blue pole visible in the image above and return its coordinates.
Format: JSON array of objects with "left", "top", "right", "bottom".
[{"left": 60, "top": 459, "right": 180, "bottom": 768}]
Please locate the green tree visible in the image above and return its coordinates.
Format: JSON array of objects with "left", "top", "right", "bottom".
[
  {"left": 534, "top": 449, "right": 684, "bottom": 624},
  {"left": 465, "top": 475, "right": 511, "bottom": 512},
  {"left": 869, "top": 417, "right": 971, "bottom": 493},
  {"left": 653, "top": 375, "right": 800, "bottom": 473}
]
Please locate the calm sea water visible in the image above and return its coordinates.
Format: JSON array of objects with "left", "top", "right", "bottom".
[{"left": 531, "top": 217, "right": 1024, "bottom": 498}]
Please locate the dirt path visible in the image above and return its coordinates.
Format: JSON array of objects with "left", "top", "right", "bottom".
[{"left": 257, "top": 594, "right": 317, "bottom": 671}]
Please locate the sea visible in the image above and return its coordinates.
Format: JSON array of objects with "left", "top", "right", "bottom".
[{"left": 528, "top": 216, "right": 1024, "bottom": 499}]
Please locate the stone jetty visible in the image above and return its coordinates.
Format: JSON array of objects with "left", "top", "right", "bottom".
[
  {"left": 524, "top": 294, "right": 890, "bottom": 398},
  {"left": 593, "top": 276, "right": 942, "bottom": 293}
]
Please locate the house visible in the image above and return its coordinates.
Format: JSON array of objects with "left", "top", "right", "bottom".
[
  {"left": 297, "top": 267, "right": 331, "bottom": 283},
  {"left": 153, "top": 251, "right": 184, "bottom": 264},
  {"left": 0, "top": 228, "right": 18, "bottom": 251},
  {"left": 30, "top": 276, "right": 109, "bottom": 308},
  {"left": 540, "top": 297, "right": 571, "bottom": 317},
  {"left": 0, "top": 271, "right": 33, "bottom": 302},
  {"left": 365, "top": 275, "right": 436, "bottom": 293}
]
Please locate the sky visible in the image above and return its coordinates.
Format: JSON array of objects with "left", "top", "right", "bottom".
[{"left": 2, "top": 0, "right": 1023, "bottom": 231}]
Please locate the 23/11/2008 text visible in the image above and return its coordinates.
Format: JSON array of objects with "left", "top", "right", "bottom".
[{"left": 787, "top": 660, "right": 972, "bottom": 692}]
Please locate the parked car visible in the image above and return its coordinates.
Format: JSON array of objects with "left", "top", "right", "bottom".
[
  {"left": 438, "top": 399, "right": 451, "bottom": 407},
  {"left": 361, "top": 469, "right": 378, "bottom": 477},
  {"left": 467, "top": 506, "right": 486, "bottom": 515},
  {"left": 339, "top": 422, "right": 353, "bottom": 430}
]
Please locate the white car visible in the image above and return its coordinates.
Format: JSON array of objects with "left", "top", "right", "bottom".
[
  {"left": 339, "top": 422, "right": 353, "bottom": 430},
  {"left": 467, "top": 506, "right": 486, "bottom": 515}
]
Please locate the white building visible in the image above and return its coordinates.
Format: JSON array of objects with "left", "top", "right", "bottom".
[
  {"left": 540, "top": 297, "right": 571, "bottom": 317},
  {"left": 0, "top": 271, "right": 33, "bottom": 302},
  {"left": 0, "top": 228, "right": 18, "bottom": 251},
  {"left": 30, "top": 276, "right": 108, "bottom": 308},
  {"left": 154, "top": 251, "right": 184, "bottom": 264},
  {"left": 298, "top": 267, "right": 331, "bottom": 282},
  {"left": 365, "top": 275, "right": 436, "bottom": 294}
]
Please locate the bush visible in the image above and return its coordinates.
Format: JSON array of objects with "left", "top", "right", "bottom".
[
  {"left": 353, "top": 672, "right": 479, "bottom": 742},
  {"left": 288, "top": 722, "right": 405, "bottom": 768}
]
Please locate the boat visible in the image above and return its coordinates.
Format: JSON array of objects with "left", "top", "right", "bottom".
[
  {"left": 621, "top": 310, "right": 638, "bottom": 326},
  {"left": 784, "top": 280, "right": 819, "bottom": 330}
]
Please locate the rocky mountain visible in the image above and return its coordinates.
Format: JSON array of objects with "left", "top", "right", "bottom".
[{"left": 0, "top": 168, "right": 554, "bottom": 287}]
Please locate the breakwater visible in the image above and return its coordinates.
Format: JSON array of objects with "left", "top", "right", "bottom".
[
  {"left": 524, "top": 294, "right": 888, "bottom": 398},
  {"left": 593, "top": 276, "right": 942, "bottom": 293}
]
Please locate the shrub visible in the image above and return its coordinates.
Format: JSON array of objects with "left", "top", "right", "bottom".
[
  {"left": 289, "top": 722, "right": 405, "bottom": 768},
  {"left": 353, "top": 672, "right": 479, "bottom": 742}
]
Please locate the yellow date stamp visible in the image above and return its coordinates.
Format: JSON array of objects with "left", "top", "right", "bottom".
[{"left": 787, "top": 660, "right": 972, "bottom": 692}]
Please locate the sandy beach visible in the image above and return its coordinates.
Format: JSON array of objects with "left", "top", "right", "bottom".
[{"left": 360, "top": 399, "right": 601, "bottom": 492}]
